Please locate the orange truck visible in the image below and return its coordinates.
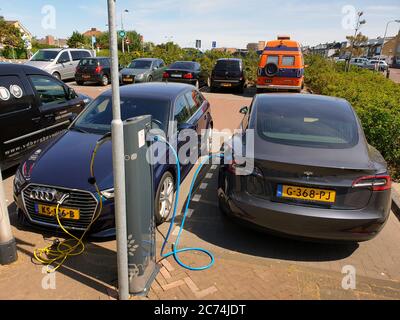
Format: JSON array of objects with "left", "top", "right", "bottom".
[{"left": 256, "top": 36, "right": 305, "bottom": 93}]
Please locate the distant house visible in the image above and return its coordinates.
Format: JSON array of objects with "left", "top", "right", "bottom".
[
  {"left": 83, "top": 28, "right": 103, "bottom": 38},
  {"left": 352, "top": 33, "right": 399, "bottom": 65},
  {"left": 310, "top": 42, "right": 345, "bottom": 58},
  {"left": 5, "top": 20, "right": 32, "bottom": 41},
  {"left": 0, "top": 20, "right": 33, "bottom": 50},
  {"left": 37, "top": 35, "right": 68, "bottom": 48}
]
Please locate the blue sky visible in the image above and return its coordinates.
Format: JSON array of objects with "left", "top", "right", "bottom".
[{"left": 1, "top": 0, "right": 400, "bottom": 48}]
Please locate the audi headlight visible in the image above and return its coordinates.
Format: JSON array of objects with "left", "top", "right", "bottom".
[
  {"left": 101, "top": 188, "right": 114, "bottom": 200},
  {"left": 14, "top": 169, "right": 26, "bottom": 193}
]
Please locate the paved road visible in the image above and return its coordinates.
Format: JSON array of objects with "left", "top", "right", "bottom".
[
  {"left": 389, "top": 68, "right": 400, "bottom": 84},
  {"left": 1, "top": 82, "right": 399, "bottom": 300}
]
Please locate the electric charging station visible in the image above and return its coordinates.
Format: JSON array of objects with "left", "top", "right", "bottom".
[{"left": 123, "top": 115, "right": 159, "bottom": 295}]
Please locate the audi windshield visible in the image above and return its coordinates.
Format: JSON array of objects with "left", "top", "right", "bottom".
[{"left": 73, "top": 95, "right": 170, "bottom": 134}]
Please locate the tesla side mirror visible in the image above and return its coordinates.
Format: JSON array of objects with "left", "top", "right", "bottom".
[{"left": 239, "top": 106, "right": 248, "bottom": 114}]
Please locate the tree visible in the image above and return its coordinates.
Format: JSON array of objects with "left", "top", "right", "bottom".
[
  {"left": 0, "top": 17, "right": 25, "bottom": 49},
  {"left": 67, "top": 31, "right": 86, "bottom": 48},
  {"left": 96, "top": 32, "right": 109, "bottom": 49},
  {"left": 346, "top": 33, "right": 368, "bottom": 57},
  {"left": 124, "top": 31, "right": 142, "bottom": 52}
]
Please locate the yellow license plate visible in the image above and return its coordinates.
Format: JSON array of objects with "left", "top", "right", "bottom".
[
  {"left": 277, "top": 185, "right": 336, "bottom": 203},
  {"left": 123, "top": 77, "right": 133, "bottom": 82},
  {"left": 35, "top": 204, "right": 80, "bottom": 220},
  {"left": 221, "top": 83, "right": 232, "bottom": 87}
]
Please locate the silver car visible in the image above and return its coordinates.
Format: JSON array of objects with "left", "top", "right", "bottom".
[
  {"left": 364, "top": 60, "right": 388, "bottom": 72},
  {"left": 119, "top": 58, "right": 166, "bottom": 85},
  {"left": 25, "top": 48, "right": 94, "bottom": 80}
]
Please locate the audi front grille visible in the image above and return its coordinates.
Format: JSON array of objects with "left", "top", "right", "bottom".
[{"left": 22, "top": 184, "right": 98, "bottom": 230}]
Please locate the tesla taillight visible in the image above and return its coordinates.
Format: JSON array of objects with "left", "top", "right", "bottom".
[
  {"left": 183, "top": 73, "right": 193, "bottom": 79},
  {"left": 352, "top": 175, "right": 391, "bottom": 191}
]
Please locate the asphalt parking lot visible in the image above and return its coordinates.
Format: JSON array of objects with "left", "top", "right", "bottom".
[{"left": 1, "top": 81, "right": 400, "bottom": 300}]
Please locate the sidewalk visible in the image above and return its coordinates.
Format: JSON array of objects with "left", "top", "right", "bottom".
[{"left": 392, "top": 182, "right": 400, "bottom": 217}]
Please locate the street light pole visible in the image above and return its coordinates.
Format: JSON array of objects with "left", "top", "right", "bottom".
[
  {"left": 347, "top": 11, "right": 366, "bottom": 72},
  {"left": 377, "top": 20, "right": 400, "bottom": 70},
  {"left": 107, "top": 0, "right": 129, "bottom": 301},
  {"left": 121, "top": 9, "right": 129, "bottom": 54},
  {"left": 0, "top": 170, "right": 17, "bottom": 265}
]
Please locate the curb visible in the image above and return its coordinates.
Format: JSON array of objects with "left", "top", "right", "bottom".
[{"left": 392, "top": 186, "right": 400, "bottom": 219}]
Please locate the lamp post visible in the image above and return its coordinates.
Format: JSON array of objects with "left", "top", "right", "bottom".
[
  {"left": 347, "top": 11, "right": 366, "bottom": 72},
  {"left": 377, "top": 20, "right": 400, "bottom": 71},
  {"left": 121, "top": 9, "right": 129, "bottom": 54},
  {"left": 107, "top": 0, "right": 129, "bottom": 300}
]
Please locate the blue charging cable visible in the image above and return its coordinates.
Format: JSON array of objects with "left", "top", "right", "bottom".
[{"left": 155, "top": 136, "right": 223, "bottom": 271}]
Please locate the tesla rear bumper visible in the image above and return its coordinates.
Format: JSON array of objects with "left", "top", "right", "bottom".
[{"left": 219, "top": 190, "right": 391, "bottom": 242}]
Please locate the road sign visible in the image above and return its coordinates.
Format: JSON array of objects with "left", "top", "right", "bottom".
[
  {"left": 118, "top": 30, "right": 126, "bottom": 38},
  {"left": 212, "top": 41, "right": 217, "bottom": 48},
  {"left": 195, "top": 40, "right": 201, "bottom": 49}
]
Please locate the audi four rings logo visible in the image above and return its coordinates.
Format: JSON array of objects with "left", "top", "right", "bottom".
[{"left": 29, "top": 187, "right": 67, "bottom": 203}]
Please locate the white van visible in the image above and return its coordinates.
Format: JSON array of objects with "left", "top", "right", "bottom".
[{"left": 25, "top": 48, "right": 94, "bottom": 80}]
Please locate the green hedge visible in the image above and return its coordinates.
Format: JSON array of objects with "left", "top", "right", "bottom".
[{"left": 305, "top": 55, "right": 400, "bottom": 179}]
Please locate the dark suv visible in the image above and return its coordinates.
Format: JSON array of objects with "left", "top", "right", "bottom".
[
  {"left": 0, "top": 63, "right": 91, "bottom": 171},
  {"left": 210, "top": 58, "right": 246, "bottom": 93},
  {"left": 75, "top": 57, "right": 111, "bottom": 86}
]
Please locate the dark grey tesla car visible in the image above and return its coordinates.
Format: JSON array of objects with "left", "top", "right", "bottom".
[{"left": 218, "top": 94, "right": 391, "bottom": 242}]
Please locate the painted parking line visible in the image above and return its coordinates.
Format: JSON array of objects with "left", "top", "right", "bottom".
[
  {"left": 199, "top": 183, "right": 208, "bottom": 190},
  {"left": 192, "top": 194, "right": 202, "bottom": 202},
  {"left": 205, "top": 173, "right": 213, "bottom": 179}
]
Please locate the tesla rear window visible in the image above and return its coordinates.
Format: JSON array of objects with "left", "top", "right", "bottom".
[{"left": 256, "top": 100, "right": 359, "bottom": 148}]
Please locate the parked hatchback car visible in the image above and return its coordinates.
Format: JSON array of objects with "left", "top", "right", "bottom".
[
  {"left": 75, "top": 57, "right": 111, "bottom": 86},
  {"left": 0, "top": 63, "right": 91, "bottom": 171},
  {"left": 14, "top": 83, "right": 213, "bottom": 237},
  {"left": 25, "top": 48, "right": 94, "bottom": 81},
  {"left": 218, "top": 94, "right": 391, "bottom": 242},
  {"left": 350, "top": 57, "right": 369, "bottom": 68},
  {"left": 210, "top": 58, "right": 246, "bottom": 93},
  {"left": 364, "top": 60, "right": 388, "bottom": 72},
  {"left": 163, "top": 61, "right": 209, "bottom": 89},
  {"left": 119, "top": 58, "right": 166, "bottom": 85}
]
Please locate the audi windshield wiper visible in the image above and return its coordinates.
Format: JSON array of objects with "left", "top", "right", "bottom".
[{"left": 71, "top": 126, "right": 90, "bottom": 134}]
